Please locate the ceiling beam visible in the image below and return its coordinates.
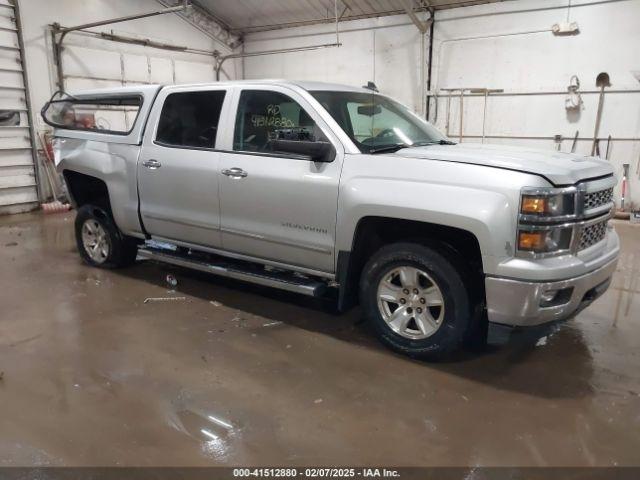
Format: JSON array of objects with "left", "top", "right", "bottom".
[
  {"left": 225, "top": 0, "right": 507, "bottom": 36},
  {"left": 230, "top": 8, "right": 425, "bottom": 35},
  {"left": 401, "top": 0, "right": 431, "bottom": 34},
  {"left": 155, "top": 0, "right": 241, "bottom": 49},
  {"left": 338, "top": 0, "right": 353, "bottom": 20},
  {"left": 189, "top": 0, "right": 232, "bottom": 32}
]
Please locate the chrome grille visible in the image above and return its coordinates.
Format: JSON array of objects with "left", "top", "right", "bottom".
[
  {"left": 584, "top": 187, "right": 613, "bottom": 211},
  {"left": 579, "top": 220, "right": 608, "bottom": 250}
]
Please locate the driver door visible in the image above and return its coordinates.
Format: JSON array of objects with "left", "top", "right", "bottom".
[{"left": 217, "top": 87, "right": 344, "bottom": 273}]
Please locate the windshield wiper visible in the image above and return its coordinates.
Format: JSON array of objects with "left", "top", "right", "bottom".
[
  {"left": 368, "top": 139, "right": 455, "bottom": 154},
  {"left": 413, "top": 139, "right": 457, "bottom": 146},
  {"left": 368, "top": 143, "right": 410, "bottom": 154}
]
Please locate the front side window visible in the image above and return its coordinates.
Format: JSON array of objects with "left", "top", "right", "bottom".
[
  {"left": 156, "top": 90, "right": 226, "bottom": 148},
  {"left": 233, "top": 90, "right": 326, "bottom": 154},
  {"left": 311, "top": 91, "right": 448, "bottom": 153}
]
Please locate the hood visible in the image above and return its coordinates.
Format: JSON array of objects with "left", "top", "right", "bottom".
[{"left": 394, "top": 143, "right": 613, "bottom": 185}]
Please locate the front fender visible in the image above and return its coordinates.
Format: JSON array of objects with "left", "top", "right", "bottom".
[{"left": 336, "top": 178, "right": 517, "bottom": 275}]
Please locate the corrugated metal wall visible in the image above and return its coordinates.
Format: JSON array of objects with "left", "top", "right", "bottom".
[{"left": 0, "top": 0, "right": 38, "bottom": 215}]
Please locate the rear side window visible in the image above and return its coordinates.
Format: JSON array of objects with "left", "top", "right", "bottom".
[
  {"left": 156, "top": 90, "right": 226, "bottom": 149},
  {"left": 41, "top": 95, "right": 142, "bottom": 134}
]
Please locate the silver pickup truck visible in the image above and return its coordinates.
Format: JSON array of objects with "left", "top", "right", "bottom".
[{"left": 42, "top": 80, "right": 619, "bottom": 359}]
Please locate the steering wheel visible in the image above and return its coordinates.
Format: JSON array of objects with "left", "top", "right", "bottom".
[{"left": 362, "top": 128, "right": 397, "bottom": 145}]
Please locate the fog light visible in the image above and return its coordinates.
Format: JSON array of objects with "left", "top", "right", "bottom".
[
  {"left": 540, "top": 287, "right": 574, "bottom": 308},
  {"left": 541, "top": 289, "right": 558, "bottom": 303}
]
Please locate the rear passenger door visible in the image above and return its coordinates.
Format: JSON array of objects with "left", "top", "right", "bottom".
[{"left": 138, "top": 86, "right": 230, "bottom": 248}]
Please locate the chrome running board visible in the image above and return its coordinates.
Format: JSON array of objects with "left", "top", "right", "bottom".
[{"left": 137, "top": 247, "right": 327, "bottom": 297}]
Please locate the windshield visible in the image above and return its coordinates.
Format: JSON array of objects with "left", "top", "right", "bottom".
[{"left": 310, "top": 90, "right": 448, "bottom": 153}]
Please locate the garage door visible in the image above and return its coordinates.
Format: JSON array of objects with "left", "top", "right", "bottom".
[
  {"left": 60, "top": 37, "right": 217, "bottom": 94},
  {"left": 0, "top": 0, "right": 38, "bottom": 214}
]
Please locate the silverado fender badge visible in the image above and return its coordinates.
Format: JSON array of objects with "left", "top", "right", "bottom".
[{"left": 281, "top": 222, "right": 328, "bottom": 235}]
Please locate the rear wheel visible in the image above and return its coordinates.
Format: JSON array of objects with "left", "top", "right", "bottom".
[
  {"left": 360, "top": 242, "right": 473, "bottom": 359},
  {"left": 75, "top": 205, "right": 138, "bottom": 268}
]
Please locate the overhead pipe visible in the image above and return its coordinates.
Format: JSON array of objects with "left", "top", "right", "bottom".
[
  {"left": 215, "top": 0, "right": 342, "bottom": 81},
  {"left": 57, "top": 1, "right": 189, "bottom": 34},
  {"left": 401, "top": 0, "right": 432, "bottom": 118},
  {"left": 215, "top": 42, "right": 342, "bottom": 81},
  {"left": 58, "top": 28, "right": 218, "bottom": 57},
  {"left": 420, "top": 32, "right": 426, "bottom": 118},
  {"left": 436, "top": 88, "right": 640, "bottom": 97},
  {"left": 52, "top": 1, "right": 190, "bottom": 90},
  {"left": 95, "top": 31, "right": 216, "bottom": 56},
  {"left": 425, "top": 8, "right": 435, "bottom": 121}
]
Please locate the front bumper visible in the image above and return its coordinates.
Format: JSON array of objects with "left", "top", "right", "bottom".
[{"left": 485, "top": 257, "right": 618, "bottom": 327}]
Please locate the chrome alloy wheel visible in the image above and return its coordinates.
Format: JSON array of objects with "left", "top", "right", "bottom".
[
  {"left": 376, "top": 266, "right": 445, "bottom": 340},
  {"left": 81, "top": 219, "right": 110, "bottom": 264}
]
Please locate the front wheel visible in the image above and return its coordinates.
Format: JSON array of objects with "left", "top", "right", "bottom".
[
  {"left": 360, "top": 242, "right": 472, "bottom": 359},
  {"left": 75, "top": 205, "right": 138, "bottom": 268}
]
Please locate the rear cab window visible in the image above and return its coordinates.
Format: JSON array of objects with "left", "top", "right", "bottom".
[{"left": 155, "top": 90, "right": 226, "bottom": 149}]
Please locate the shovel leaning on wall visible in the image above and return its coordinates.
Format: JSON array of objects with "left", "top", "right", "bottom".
[{"left": 591, "top": 72, "right": 611, "bottom": 156}]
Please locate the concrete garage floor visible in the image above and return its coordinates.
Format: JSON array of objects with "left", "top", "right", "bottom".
[{"left": 0, "top": 211, "right": 639, "bottom": 467}]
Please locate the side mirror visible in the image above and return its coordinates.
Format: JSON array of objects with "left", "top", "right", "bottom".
[{"left": 269, "top": 139, "right": 335, "bottom": 163}]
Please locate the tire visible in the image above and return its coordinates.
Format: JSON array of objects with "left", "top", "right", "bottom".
[
  {"left": 359, "top": 242, "right": 472, "bottom": 359},
  {"left": 74, "top": 204, "right": 138, "bottom": 269}
]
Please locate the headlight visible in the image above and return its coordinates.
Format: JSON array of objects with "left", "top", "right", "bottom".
[
  {"left": 517, "top": 227, "right": 573, "bottom": 254},
  {"left": 520, "top": 187, "right": 576, "bottom": 219},
  {"left": 517, "top": 187, "right": 577, "bottom": 257}
]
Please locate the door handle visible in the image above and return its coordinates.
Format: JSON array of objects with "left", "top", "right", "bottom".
[
  {"left": 222, "top": 167, "right": 248, "bottom": 179},
  {"left": 143, "top": 159, "right": 161, "bottom": 169}
]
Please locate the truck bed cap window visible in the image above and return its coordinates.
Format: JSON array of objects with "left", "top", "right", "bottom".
[{"left": 41, "top": 94, "right": 142, "bottom": 135}]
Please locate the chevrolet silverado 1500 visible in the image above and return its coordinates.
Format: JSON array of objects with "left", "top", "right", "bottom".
[{"left": 42, "top": 80, "right": 619, "bottom": 359}]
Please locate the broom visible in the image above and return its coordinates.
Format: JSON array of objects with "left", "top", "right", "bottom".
[{"left": 38, "top": 133, "right": 70, "bottom": 214}]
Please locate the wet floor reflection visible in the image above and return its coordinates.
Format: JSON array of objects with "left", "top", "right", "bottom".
[
  {"left": 1, "top": 213, "right": 639, "bottom": 466},
  {"left": 167, "top": 409, "right": 237, "bottom": 461}
]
